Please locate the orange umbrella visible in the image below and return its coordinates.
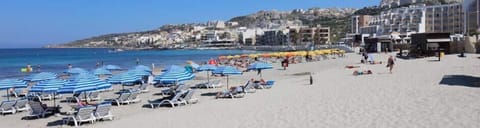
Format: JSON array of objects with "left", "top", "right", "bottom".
[
  {"left": 218, "top": 56, "right": 227, "bottom": 59},
  {"left": 240, "top": 54, "right": 249, "bottom": 58}
]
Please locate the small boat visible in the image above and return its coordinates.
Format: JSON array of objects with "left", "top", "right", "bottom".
[{"left": 108, "top": 48, "right": 124, "bottom": 53}]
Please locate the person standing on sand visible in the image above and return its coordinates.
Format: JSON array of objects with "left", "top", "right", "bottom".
[{"left": 387, "top": 55, "right": 395, "bottom": 73}]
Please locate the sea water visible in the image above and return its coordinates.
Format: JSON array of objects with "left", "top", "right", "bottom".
[{"left": 0, "top": 48, "right": 256, "bottom": 79}]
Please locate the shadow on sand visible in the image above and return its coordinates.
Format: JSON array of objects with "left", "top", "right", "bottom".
[{"left": 439, "top": 75, "right": 480, "bottom": 88}]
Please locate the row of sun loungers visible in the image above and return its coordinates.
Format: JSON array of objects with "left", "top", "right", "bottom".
[
  {"left": 148, "top": 89, "right": 198, "bottom": 108},
  {"left": 0, "top": 99, "right": 29, "bottom": 115},
  {"left": 106, "top": 90, "right": 141, "bottom": 106},
  {"left": 63, "top": 103, "right": 114, "bottom": 127},
  {"left": 216, "top": 80, "right": 275, "bottom": 99}
]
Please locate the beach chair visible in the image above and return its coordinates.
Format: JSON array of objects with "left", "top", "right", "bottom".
[
  {"left": 148, "top": 90, "right": 188, "bottom": 108},
  {"left": 137, "top": 84, "right": 149, "bottom": 93},
  {"left": 161, "top": 84, "right": 189, "bottom": 95},
  {"left": 94, "top": 103, "right": 114, "bottom": 121},
  {"left": 14, "top": 99, "right": 30, "bottom": 112},
  {"left": 107, "top": 93, "right": 131, "bottom": 106},
  {"left": 216, "top": 86, "right": 245, "bottom": 99},
  {"left": 0, "top": 101, "right": 16, "bottom": 115},
  {"left": 26, "top": 101, "right": 52, "bottom": 118},
  {"left": 182, "top": 89, "right": 198, "bottom": 104},
  {"left": 243, "top": 81, "right": 257, "bottom": 93},
  {"left": 262, "top": 81, "right": 275, "bottom": 89},
  {"left": 88, "top": 91, "right": 101, "bottom": 101},
  {"left": 63, "top": 106, "right": 96, "bottom": 127},
  {"left": 39, "top": 92, "right": 53, "bottom": 101},
  {"left": 67, "top": 93, "right": 88, "bottom": 103},
  {"left": 127, "top": 91, "right": 141, "bottom": 103},
  {"left": 13, "top": 89, "right": 27, "bottom": 97}
]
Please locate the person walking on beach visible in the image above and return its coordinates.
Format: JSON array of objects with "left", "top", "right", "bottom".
[{"left": 387, "top": 55, "right": 395, "bottom": 73}]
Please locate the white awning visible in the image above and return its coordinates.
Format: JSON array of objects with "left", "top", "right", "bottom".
[
  {"left": 427, "top": 38, "right": 451, "bottom": 43},
  {"left": 427, "top": 43, "right": 439, "bottom": 48}
]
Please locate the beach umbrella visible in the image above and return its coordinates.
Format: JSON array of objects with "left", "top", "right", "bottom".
[
  {"left": 161, "top": 65, "right": 186, "bottom": 72},
  {"left": 108, "top": 72, "right": 141, "bottom": 91},
  {"left": 212, "top": 66, "right": 242, "bottom": 89},
  {"left": 29, "top": 79, "right": 67, "bottom": 107},
  {"left": 24, "top": 72, "right": 57, "bottom": 82},
  {"left": 134, "top": 65, "right": 152, "bottom": 72},
  {"left": 196, "top": 64, "right": 218, "bottom": 83},
  {"left": 154, "top": 69, "right": 195, "bottom": 85},
  {"left": 187, "top": 61, "right": 200, "bottom": 70},
  {"left": 59, "top": 76, "right": 111, "bottom": 104},
  {"left": 65, "top": 68, "right": 88, "bottom": 74},
  {"left": 0, "top": 79, "right": 28, "bottom": 101},
  {"left": 127, "top": 69, "right": 151, "bottom": 77},
  {"left": 93, "top": 68, "right": 112, "bottom": 76},
  {"left": 102, "top": 65, "right": 122, "bottom": 70},
  {"left": 248, "top": 62, "right": 273, "bottom": 78}
]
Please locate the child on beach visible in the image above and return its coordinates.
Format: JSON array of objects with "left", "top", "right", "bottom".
[{"left": 387, "top": 55, "right": 395, "bottom": 73}]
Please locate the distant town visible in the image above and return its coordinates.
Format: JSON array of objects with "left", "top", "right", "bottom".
[{"left": 47, "top": 0, "right": 480, "bottom": 54}]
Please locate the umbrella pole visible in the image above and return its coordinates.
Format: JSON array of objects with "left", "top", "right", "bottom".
[
  {"left": 207, "top": 72, "right": 210, "bottom": 83},
  {"left": 6, "top": 90, "right": 9, "bottom": 101},
  {"left": 84, "top": 91, "right": 88, "bottom": 104},
  {"left": 226, "top": 75, "right": 229, "bottom": 90}
]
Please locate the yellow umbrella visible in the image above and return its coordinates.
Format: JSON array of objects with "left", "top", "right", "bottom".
[
  {"left": 226, "top": 55, "right": 234, "bottom": 59},
  {"left": 249, "top": 54, "right": 258, "bottom": 58},
  {"left": 233, "top": 55, "right": 241, "bottom": 58}
]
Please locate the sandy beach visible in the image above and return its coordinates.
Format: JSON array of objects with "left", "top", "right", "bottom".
[{"left": 1, "top": 53, "right": 480, "bottom": 128}]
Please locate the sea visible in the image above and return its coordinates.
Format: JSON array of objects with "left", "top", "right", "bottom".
[{"left": 0, "top": 48, "right": 257, "bottom": 79}]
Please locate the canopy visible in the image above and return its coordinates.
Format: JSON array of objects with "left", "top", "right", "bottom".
[
  {"left": 102, "top": 65, "right": 122, "bottom": 70},
  {"left": 93, "top": 68, "right": 112, "bottom": 76},
  {"left": 108, "top": 72, "right": 142, "bottom": 84},
  {"left": 154, "top": 70, "right": 195, "bottom": 83},
  {"left": 24, "top": 72, "right": 57, "bottom": 82},
  {"left": 29, "top": 79, "right": 67, "bottom": 93},
  {"left": 0, "top": 79, "right": 28, "bottom": 90},
  {"left": 212, "top": 66, "right": 242, "bottom": 89},
  {"left": 134, "top": 65, "right": 152, "bottom": 72},
  {"left": 58, "top": 76, "right": 111, "bottom": 94},
  {"left": 248, "top": 62, "right": 273, "bottom": 70},
  {"left": 65, "top": 68, "right": 88, "bottom": 74}
]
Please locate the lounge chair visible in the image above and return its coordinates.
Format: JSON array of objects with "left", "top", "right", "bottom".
[
  {"left": 0, "top": 101, "right": 16, "bottom": 115},
  {"left": 161, "top": 84, "right": 189, "bottom": 95},
  {"left": 262, "top": 81, "right": 275, "bottom": 89},
  {"left": 88, "top": 91, "right": 101, "bottom": 101},
  {"left": 94, "top": 103, "right": 114, "bottom": 121},
  {"left": 107, "top": 93, "right": 131, "bottom": 106},
  {"left": 183, "top": 89, "right": 198, "bottom": 104},
  {"left": 148, "top": 90, "right": 188, "bottom": 108},
  {"left": 137, "top": 84, "right": 149, "bottom": 93},
  {"left": 127, "top": 91, "right": 141, "bottom": 103},
  {"left": 196, "top": 80, "right": 223, "bottom": 89},
  {"left": 14, "top": 99, "right": 30, "bottom": 112},
  {"left": 63, "top": 106, "right": 96, "bottom": 127},
  {"left": 39, "top": 92, "right": 53, "bottom": 101},
  {"left": 26, "top": 101, "right": 52, "bottom": 118},
  {"left": 12, "top": 89, "right": 27, "bottom": 97},
  {"left": 67, "top": 93, "right": 88, "bottom": 103},
  {"left": 216, "top": 86, "right": 245, "bottom": 99},
  {"left": 242, "top": 81, "right": 256, "bottom": 93}
]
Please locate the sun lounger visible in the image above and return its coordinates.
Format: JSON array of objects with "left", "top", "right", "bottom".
[
  {"left": 183, "top": 89, "right": 198, "bottom": 104},
  {"left": 148, "top": 90, "right": 188, "bottom": 108},
  {"left": 127, "top": 91, "right": 141, "bottom": 103},
  {"left": 13, "top": 89, "right": 27, "bottom": 97},
  {"left": 216, "top": 86, "right": 245, "bottom": 99},
  {"left": 67, "top": 93, "right": 88, "bottom": 103},
  {"left": 107, "top": 93, "right": 131, "bottom": 106},
  {"left": 0, "top": 101, "right": 16, "bottom": 115},
  {"left": 262, "top": 81, "right": 275, "bottom": 89},
  {"left": 196, "top": 80, "right": 223, "bottom": 89},
  {"left": 14, "top": 99, "right": 30, "bottom": 112},
  {"left": 162, "top": 84, "right": 189, "bottom": 95},
  {"left": 94, "top": 103, "right": 114, "bottom": 121},
  {"left": 137, "top": 84, "right": 149, "bottom": 93},
  {"left": 243, "top": 81, "right": 256, "bottom": 93},
  {"left": 88, "top": 91, "right": 101, "bottom": 101},
  {"left": 63, "top": 106, "right": 96, "bottom": 127},
  {"left": 26, "top": 101, "right": 53, "bottom": 118}
]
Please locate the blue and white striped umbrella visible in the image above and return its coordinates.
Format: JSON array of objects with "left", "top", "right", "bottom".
[
  {"left": 0, "top": 79, "right": 27, "bottom": 101},
  {"left": 161, "top": 65, "right": 186, "bottom": 72},
  {"left": 247, "top": 62, "right": 273, "bottom": 77},
  {"left": 247, "top": 62, "right": 273, "bottom": 70},
  {"left": 29, "top": 79, "right": 67, "bottom": 93},
  {"left": 108, "top": 72, "right": 141, "bottom": 84},
  {"left": 127, "top": 69, "right": 151, "bottom": 77},
  {"left": 58, "top": 76, "right": 111, "bottom": 94},
  {"left": 154, "top": 70, "right": 195, "bottom": 83},
  {"left": 212, "top": 66, "right": 242, "bottom": 89},
  {"left": 197, "top": 64, "right": 218, "bottom": 71},
  {"left": 24, "top": 72, "right": 57, "bottom": 82},
  {"left": 0, "top": 79, "right": 28, "bottom": 90},
  {"left": 102, "top": 65, "right": 122, "bottom": 70},
  {"left": 134, "top": 65, "right": 152, "bottom": 72},
  {"left": 93, "top": 68, "right": 112, "bottom": 76},
  {"left": 65, "top": 68, "right": 88, "bottom": 74},
  {"left": 196, "top": 64, "right": 217, "bottom": 83}
]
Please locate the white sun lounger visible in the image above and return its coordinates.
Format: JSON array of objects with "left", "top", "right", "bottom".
[
  {"left": 63, "top": 106, "right": 96, "bottom": 127},
  {"left": 0, "top": 101, "right": 16, "bottom": 115},
  {"left": 148, "top": 90, "right": 188, "bottom": 108}
]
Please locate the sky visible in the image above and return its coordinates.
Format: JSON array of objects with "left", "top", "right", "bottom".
[{"left": 0, "top": 0, "right": 379, "bottom": 48}]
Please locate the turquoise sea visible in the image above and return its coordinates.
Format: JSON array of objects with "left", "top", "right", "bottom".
[{"left": 0, "top": 48, "right": 256, "bottom": 79}]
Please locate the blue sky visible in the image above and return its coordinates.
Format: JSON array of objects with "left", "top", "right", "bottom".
[{"left": 0, "top": 0, "right": 379, "bottom": 48}]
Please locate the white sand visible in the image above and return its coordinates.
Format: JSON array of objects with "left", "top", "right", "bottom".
[{"left": 1, "top": 53, "right": 480, "bottom": 128}]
